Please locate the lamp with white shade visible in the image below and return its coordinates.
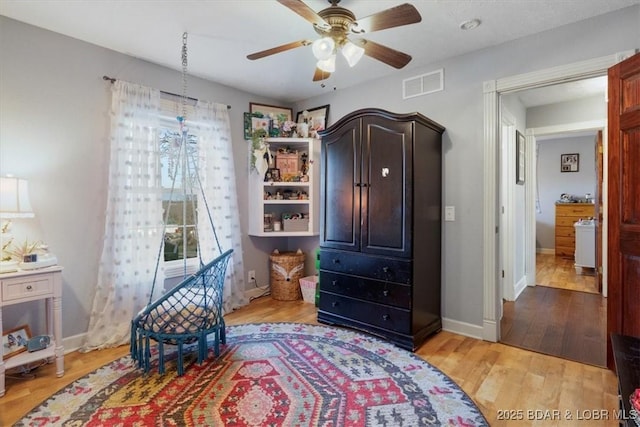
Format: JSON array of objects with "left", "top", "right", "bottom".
[{"left": 0, "top": 176, "right": 57, "bottom": 272}]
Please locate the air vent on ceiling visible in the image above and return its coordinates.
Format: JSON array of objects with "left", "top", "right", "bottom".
[{"left": 403, "top": 69, "right": 444, "bottom": 99}]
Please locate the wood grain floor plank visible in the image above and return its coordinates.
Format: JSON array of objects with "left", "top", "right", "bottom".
[
  {"left": 501, "top": 255, "right": 606, "bottom": 367},
  {"left": 1, "top": 296, "right": 619, "bottom": 426}
]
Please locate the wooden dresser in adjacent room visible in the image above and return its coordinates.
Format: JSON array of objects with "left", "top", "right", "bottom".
[
  {"left": 317, "top": 108, "right": 445, "bottom": 351},
  {"left": 555, "top": 202, "right": 595, "bottom": 258}
]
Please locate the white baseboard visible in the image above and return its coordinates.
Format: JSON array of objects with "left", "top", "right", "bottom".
[
  {"left": 514, "top": 276, "right": 527, "bottom": 300},
  {"left": 442, "top": 317, "right": 484, "bottom": 340},
  {"left": 536, "top": 248, "right": 555, "bottom": 255},
  {"left": 62, "top": 333, "right": 87, "bottom": 354},
  {"left": 245, "top": 286, "right": 270, "bottom": 300}
]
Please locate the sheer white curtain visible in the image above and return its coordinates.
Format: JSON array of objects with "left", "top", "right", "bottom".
[
  {"left": 82, "top": 81, "right": 164, "bottom": 351},
  {"left": 193, "top": 100, "right": 248, "bottom": 312}
]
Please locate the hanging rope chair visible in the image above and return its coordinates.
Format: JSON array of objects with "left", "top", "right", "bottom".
[{"left": 130, "top": 33, "right": 233, "bottom": 376}]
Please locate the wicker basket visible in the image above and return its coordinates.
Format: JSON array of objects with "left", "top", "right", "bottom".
[{"left": 269, "top": 250, "right": 305, "bottom": 301}]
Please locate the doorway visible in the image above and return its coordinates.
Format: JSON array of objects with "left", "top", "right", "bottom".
[
  {"left": 481, "top": 50, "right": 636, "bottom": 346},
  {"left": 498, "top": 85, "right": 606, "bottom": 366}
]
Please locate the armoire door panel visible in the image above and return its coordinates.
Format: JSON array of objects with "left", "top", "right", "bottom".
[
  {"left": 320, "top": 123, "right": 361, "bottom": 251},
  {"left": 361, "top": 119, "right": 412, "bottom": 257}
]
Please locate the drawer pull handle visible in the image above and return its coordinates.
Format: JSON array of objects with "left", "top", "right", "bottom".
[
  {"left": 332, "top": 280, "right": 338, "bottom": 286},
  {"left": 333, "top": 258, "right": 340, "bottom": 264},
  {"left": 382, "top": 290, "right": 389, "bottom": 297},
  {"left": 26, "top": 285, "right": 33, "bottom": 291},
  {"left": 382, "top": 314, "right": 390, "bottom": 321},
  {"left": 332, "top": 301, "right": 339, "bottom": 308},
  {"left": 382, "top": 266, "right": 390, "bottom": 273}
]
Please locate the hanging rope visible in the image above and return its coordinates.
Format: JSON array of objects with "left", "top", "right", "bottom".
[{"left": 131, "top": 31, "right": 233, "bottom": 377}]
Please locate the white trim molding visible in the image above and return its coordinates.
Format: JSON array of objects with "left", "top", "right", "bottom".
[{"left": 442, "top": 317, "right": 484, "bottom": 340}]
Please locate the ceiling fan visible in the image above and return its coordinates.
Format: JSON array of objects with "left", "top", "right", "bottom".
[{"left": 246, "top": 0, "right": 422, "bottom": 82}]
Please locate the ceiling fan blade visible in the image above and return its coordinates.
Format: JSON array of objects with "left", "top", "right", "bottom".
[
  {"left": 313, "top": 67, "right": 331, "bottom": 82},
  {"left": 247, "top": 40, "right": 311, "bottom": 60},
  {"left": 352, "top": 3, "right": 421, "bottom": 34},
  {"left": 277, "top": 0, "right": 330, "bottom": 30},
  {"left": 353, "top": 38, "right": 412, "bottom": 69}
]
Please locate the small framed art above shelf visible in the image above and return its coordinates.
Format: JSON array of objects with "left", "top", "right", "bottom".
[{"left": 561, "top": 153, "right": 579, "bottom": 172}]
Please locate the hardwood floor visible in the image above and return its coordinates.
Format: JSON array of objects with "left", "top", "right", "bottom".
[
  {"left": 500, "top": 254, "right": 606, "bottom": 367},
  {"left": 2, "top": 297, "right": 619, "bottom": 426},
  {"left": 536, "top": 253, "right": 598, "bottom": 294}
]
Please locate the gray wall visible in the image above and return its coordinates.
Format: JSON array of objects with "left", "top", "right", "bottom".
[
  {"left": 294, "top": 6, "right": 638, "bottom": 328},
  {"left": 536, "top": 135, "right": 598, "bottom": 251},
  {"left": 1, "top": 5, "right": 638, "bottom": 341},
  {"left": 0, "top": 15, "right": 290, "bottom": 339}
]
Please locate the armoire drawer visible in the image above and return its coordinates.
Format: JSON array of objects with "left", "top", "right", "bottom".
[
  {"left": 319, "top": 249, "right": 412, "bottom": 284},
  {"left": 319, "top": 292, "right": 411, "bottom": 334},
  {"left": 319, "top": 271, "right": 411, "bottom": 308}
]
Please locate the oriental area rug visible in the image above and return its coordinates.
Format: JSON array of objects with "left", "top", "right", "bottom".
[{"left": 18, "top": 323, "right": 488, "bottom": 426}]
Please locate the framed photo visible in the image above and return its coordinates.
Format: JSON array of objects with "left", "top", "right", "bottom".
[
  {"left": 243, "top": 112, "right": 253, "bottom": 139},
  {"left": 516, "top": 130, "right": 525, "bottom": 185},
  {"left": 249, "top": 103, "right": 292, "bottom": 128},
  {"left": 251, "top": 116, "right": 271, "bottom": 135},
  {"left": 3, "top": 324, "right": 31, "bottom": 360},
  {"left": 264, "top": 167, "right": 281, "bottom": 182},
  {"left": 561, "top": 153, "right": 579, "bottom": 172},
  {"left": 296, "top": 105, "right": 330, "bottom": 137}
]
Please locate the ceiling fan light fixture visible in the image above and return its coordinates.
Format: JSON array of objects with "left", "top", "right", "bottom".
[
  {"left": 317, "top": 54, "right": 336, "bottom": 73},
  {"left": 312, "top": 37, "right": 335, "bottom": 60},
  {"left": 341, "top": 41, "right": 365, "bottom": 67}
]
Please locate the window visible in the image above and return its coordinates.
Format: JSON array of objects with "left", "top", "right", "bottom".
[{"left": 159, "top": 97, "right": 200, "bottom": 273}]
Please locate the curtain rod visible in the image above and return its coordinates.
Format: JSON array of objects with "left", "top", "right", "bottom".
[{"left": 102, "top": 75, "right": 231, "bottom": 109}]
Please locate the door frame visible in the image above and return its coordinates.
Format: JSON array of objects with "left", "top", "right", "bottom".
[{"left": 481, "top": 50, "right": 635, "bottom": 341}]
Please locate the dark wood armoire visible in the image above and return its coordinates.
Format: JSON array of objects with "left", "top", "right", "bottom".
[{"left": 317, "top": 108, "right": 445, "bottom": 351}]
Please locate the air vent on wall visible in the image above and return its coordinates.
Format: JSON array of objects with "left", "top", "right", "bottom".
[{"left": 403, "top": 69, "right": 444, "bottom": 99}]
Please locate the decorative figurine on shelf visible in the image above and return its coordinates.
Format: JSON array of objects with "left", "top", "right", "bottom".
[
  {"left": 298, "top": 110, "right": 310, "bottom": 138},
  {"left": 301, "top": 152, "right": 308, "bottom": 175}
]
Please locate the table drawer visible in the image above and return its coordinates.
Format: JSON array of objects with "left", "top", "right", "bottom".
[
  {"left": 319, "top": 249, "right": 412, "bottom": 284},
  {"left": 319, "top": 271, "right": 411, "bottom": 308},
  {"left": 2, "top": 276, "right": 53, "bottom": 302},
  {"left": 319, "top": 292, "right": 411, "bottom": 334}
]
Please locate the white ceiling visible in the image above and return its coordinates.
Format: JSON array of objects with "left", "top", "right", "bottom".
[{"left": 1, "top": 0, "right": 638, "bottom": 103}]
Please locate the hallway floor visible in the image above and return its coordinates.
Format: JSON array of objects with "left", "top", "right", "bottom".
[{"left": 500, "top": 254, "right": 606, "bottom": 367}]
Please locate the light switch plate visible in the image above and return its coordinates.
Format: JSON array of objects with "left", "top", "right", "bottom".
[{"left": 445, "top": 206, "right": 455, "bottom": 221}]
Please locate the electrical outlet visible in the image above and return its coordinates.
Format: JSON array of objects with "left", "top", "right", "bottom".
[{"left": 248, "top": 270, "right": 256, "bottom": 283}]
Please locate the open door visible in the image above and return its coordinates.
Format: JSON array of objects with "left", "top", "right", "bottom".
[{"left": 607, "top": 51, "right": 640, "bottom": 369}]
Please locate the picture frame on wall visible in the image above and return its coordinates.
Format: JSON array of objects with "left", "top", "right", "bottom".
[
  {"left": 516, "top": 130, "right": 525, "bottom": 185},
  {"left": 251, "top": 116, "right": 271, "bottom": 135},
  {"left": 296, "top": 105, "right": 330, "bottom": 137},
  {"left": 561, "top": 153, "right": 579, "bottom": 172},
  {"left": 2, "top": 324, "right": 31, "bottom": 360},
  {"left": 249, "top": 103, "right": 293, "bottom": 128}
]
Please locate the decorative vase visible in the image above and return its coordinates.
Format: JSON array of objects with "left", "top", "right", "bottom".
[{"left": 298, "top": 122, "right": 309, "bottom": 138}]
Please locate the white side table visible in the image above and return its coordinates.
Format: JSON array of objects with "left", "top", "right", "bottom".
[{"left": 0, "top": 266, "right": 64, "bottom": 397}]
